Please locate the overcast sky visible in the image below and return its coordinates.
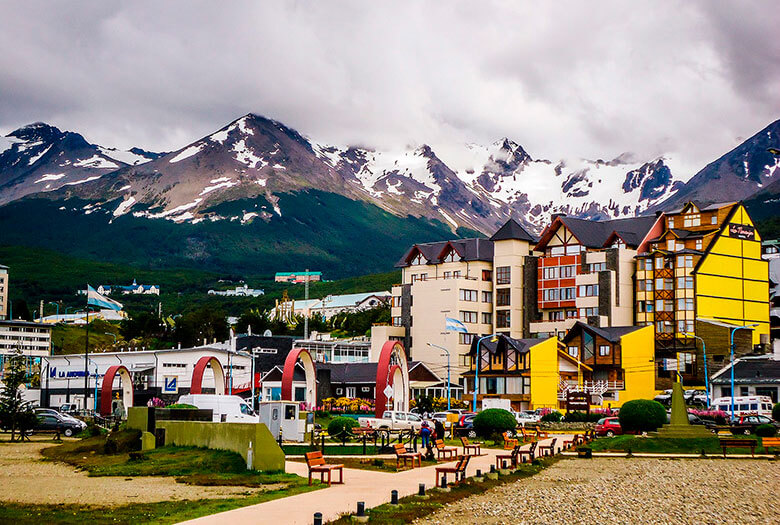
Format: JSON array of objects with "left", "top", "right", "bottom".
[{"left": 1, "top": 1, "right": 778, "bottom": 175}]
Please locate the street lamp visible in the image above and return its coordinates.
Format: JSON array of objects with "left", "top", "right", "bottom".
[
  {"left": 472, "top": 334, "right": 498, "bottom": 412},
  {"left": 683, "top": 332, "right": 710, "bottom": 408},
  {"left": 427, "top": 342, "right": 451, "bottom": 410},
  {"left": 729, "top": 324, "right": 758, "bottom": 420},
  {"left": 105, "top": 332, "right": 117, "bottom": 344},
  {"left": 47, "top": 302, "right": 60, "bottom": 322}
]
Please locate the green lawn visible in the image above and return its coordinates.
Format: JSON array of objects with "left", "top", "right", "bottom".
[{"left": 589, "top": 435, "right": 762, "bottom": 454}]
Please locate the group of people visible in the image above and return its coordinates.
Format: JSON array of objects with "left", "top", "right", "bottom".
[{"left": 419, "top": 418, "right": 446, "bottom": 451}]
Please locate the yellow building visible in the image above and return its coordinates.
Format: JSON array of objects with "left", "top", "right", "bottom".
[
  {"left": 0, "top": 263, "right": 7, "bottom": 320},
  {"left": 635, "top": 201, "right": 770, "bottom": 389}
]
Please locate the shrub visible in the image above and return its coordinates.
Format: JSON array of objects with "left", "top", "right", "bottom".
[
  {"left": 165, "top": 403, "right": 197, "bottom": 409},
  {"left": 327, "top": 416, "right": 359, "bottom": 438},
  {"left": 472, "top": 408, "right": 517, "bottom": 438},
  {"left": 541, "top": 410, "right": 563, "bottom": 422},
  {"left": 755, "top": 424, "right": 777, "bottom": 437},
  {"left": 618, "top": 400, "right": 667, "bottom": 433},
  {"left": 773, "top": 403, "right": 780, "bottom": 422}
]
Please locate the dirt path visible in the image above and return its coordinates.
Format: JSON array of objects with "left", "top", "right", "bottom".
[{"left": 0, "top": 439, "right": 253, "bottom": 506}]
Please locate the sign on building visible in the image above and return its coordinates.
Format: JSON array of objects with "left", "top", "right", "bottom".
[
  {"left": 662, "top": 358, "right": 678, "bottom": 371},
  {"left": 728, "top": 224, "right": 755, "bottom": 241},
  {"left": 162, "top": 376, "right": 178, "bottom": 394},
  {"left": 566, "top": 391, "right": 589, "bottom": 412}
]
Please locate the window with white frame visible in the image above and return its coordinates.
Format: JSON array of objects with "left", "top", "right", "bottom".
[
  {"left": 482, "top": 291, "right": 492, "bottom": 303},
  {"left": 578, "top": 284, "right": 599, "bottom": 297},
  {"left": 678, "top": 320, "right": 694, "bottom": 334},
  {"left": 543, "top": 288, "right": 560, "bottom": 301},
  {"left": 459, "top": 333, "right": 476, "bottom": 345},
  {"left": 460, "top": 311, "right": 478, "bottom": 323},
  {"left": 599, "top": 345, "right": 610, "bottom": 356},
  {"left": 550, "top": 246, "right": 565, "bottom": 256},
  {"left": 560, "top": 265, "right": 575, "bottom": 278},
  {"left": 668, "top": 217, "right": 675, "bottom": 228},
  {"left": 676, "top": 255, "right": 693, "bottom": 268},
  {"left": 562, "top": 287, "right": 576, "bottom": 300},
  {"left": 695, "top": 239, "right": 703, "bottom": 250},
  {"left": 496, "top": 266, "right": 511, "bottom": 284},
  {"left": 565, "top": 244, "right": 582, "bottom": 255},
  {"left": 677, "top": 276, "right": 694, "bottom": 289},
  {"left": 683, "top": 213, "right": 700, "bottom": 227},
  {"left": 481, "top": 312, "right": 492, "bottom": 324},
  {"left": 567, "top": 346, "right": 578, "bottom": 357},
  {"left": 677, "top": 297, "right": 694, "bottom": 311},
  {"left": 543, "top": 267, "right": 558, "bottom": 279},
  {"left": 459, "top": 289, "right": 478, "bottom": 302}
]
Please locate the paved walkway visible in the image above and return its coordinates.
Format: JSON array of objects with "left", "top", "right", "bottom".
[{"left": 181, "top": 436, "right": 570, "bottom": 525}]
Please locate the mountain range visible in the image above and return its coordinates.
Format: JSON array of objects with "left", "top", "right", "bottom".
[{"left": 0, "top": 114, "right": 778, "bottom": 277}]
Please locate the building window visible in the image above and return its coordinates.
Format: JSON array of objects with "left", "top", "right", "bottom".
[
  {"left": 643, "top": 259, "right": 653, "bottom": 271},
  {"left": 668, "top": 217, "right": 675, "bottom": 228},
  {"left": 420, "top": 273, "right": 428, "bottom": 281},
  {"left": 550, "top": 311, "right": 564, "bottom": 321},
  {"left": 638, "top": 301, "right": 646, "bottom": 313},
  {"left": 562, "top": 287, "right": 575, "bottom": 300},
  {"left": 677, "top": 298, "right": 694, "bottom": 311},
  {"left": 656, "top": 320, "right": 674, "bottom": 334},
  {"left": 392, "top": 316, "right": 403, "bottom": 326},
  {"left": 678, "top": 320, "right": 694, "bottom": 334},
  {"left": 677, "top": 255, "right": 693, "bottom": 268},
  {"left": 481, "top": 312, "right": 493, "bottom": 324},
  {"left": 482, "top": 269, "right": 492, "bottom": 281},
  {"left": 459, "top": 333, "right": 475, "bottom": 345},
  {"left": 543, "top": 289, "right": 560, "bottom": 301},
  {"left": 711, "top": 215, "right": 717, "bottom": 225},
  {"left": 566, "top": 309, "right": 578, "bottom": 318},
  {"left": 566, "top": 245, "right": 582, "bottom": 255},
  {"left": 655, "top": 299, "right": 674, "bottom": 312},
  {"left": 550, "top": 246, "right": 565, "bottom": 256},
  {"left": 452, "top": 270, "right": 461, "bottom": 279},
  {"left": 677, "top": 276, "right": 694, "bottom": 289},
  {"left": 496, "top": 288, "right": 510, "bottom": 306},
  {"left": 579, "top": 307, "right": 599, "bottom": 317},
  {"left": 411, "top": 274, "right": 418, "bottom": 283},
  {"left": 560, "top": 265, "right": 575, "bottom": 278},
  {"left": 695, "top": 239, "right": 703, "bottom": 250},
  {"left": 459, "top": 289, "right": 478, "bottom": 302},
  {"left": 655, "top": 278, "right": 673, "bottom": 291},
  {"left": 599, "top": 345, "right": 610, "bottom": 356},
  {"left": 482, "top": 291, "right": 492, "bottom": 303},
  {"left": 588, "top": 262, "right": 606, "bottom": 273},
  {"left": 411, "top": 253, "right": 424, "bottom": 265},
  {"left": 667, "top": 239, "right": 676, "bottom": 251},
  {"left": 678, "top": 352, "right": 695, "bottom": 374},
  {"left": 443, "top": 271, "right": 452, "bottom": 279},
  {"left": 543, "top": 267, "right": 559, "bottom": 279},
  {"left": 496, "top": 266, "right": 511, "bottom": 285},
  {"left": 496, "top": 310, "right": 510, "bottom": 328},
  {"left": 578, "top": 284, "right": 599, "bottom": 297},
  {"left": 460, "top": 311, "right": 478, "bottom": 324},
  {"left": 683, "top": 213, "right": 701, "bottom": 227}
]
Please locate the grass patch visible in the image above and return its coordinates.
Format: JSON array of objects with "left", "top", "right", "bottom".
[
  {"left": 289, "top": 456, "right": 441, "bottom": 473},
  {"left": 328, "top": 458, "right": 556, "bottom": 524},
  {"left": 589, "top": 435, "right": 760, "bottom": 454},
  {"left": 283, "top": 444, "right": 380, "bottom": 456}
]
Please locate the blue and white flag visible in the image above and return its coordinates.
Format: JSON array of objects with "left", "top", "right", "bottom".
[
  {"left": 445, "top": 317, "right": 468, "bottom": 333},
  {"left": 87, "top": 285, "right": 123, "bottom": 311}
]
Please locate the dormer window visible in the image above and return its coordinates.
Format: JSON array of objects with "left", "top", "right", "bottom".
[
  {"left": 683, "top": 213, "right": 700, "bottom": 227},
  {"left": 668, "top": 217, "right": 675, "bottom": 228},
  {"left": 411, "top": 253, "right": 425, "bottom": 265},
  {"left": 442, "top": 250, "right": 457, "bottom": 263}
]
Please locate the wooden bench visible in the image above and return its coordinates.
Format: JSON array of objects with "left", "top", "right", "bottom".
[
  {"left": 435, "top": 455, "right": 470, "bottom": 486},
  {"left": 495, "top": 444, "right": 522, "bottom": 469},
  {"left": 518, "top": 441, "right": 538, "bottom": 463},
  {"left": 305, "top": 451, "right": 343, "bottom": 486},
  {"left": 562, "top": 434, "right": 584, "bottom": 450},
  {"left": 537, "top": 437, "right": 557, "bottom": 457},
  {"left": 762, "top": 437, "right": 780, "bottom": 454},
  {"left": 520, "top": 427, "right": 536, "bottom": 442},
  {"left": 393, "top": 442, "right": 422, "bottom": 469},
  {"left": 460, "top": 436, "right": 481, "bottom": 456},
  {"left": 535, "top": 426, "right": 549, "bottom": 439},
  {"left": 503, "top": 431, "right": 519, "bottom": 449},
  {"left": 434, "top": 438, "right": 458, "bottom": 460},
  {"left": 719, "top": 438, "right": 756, "bottom": 458}
]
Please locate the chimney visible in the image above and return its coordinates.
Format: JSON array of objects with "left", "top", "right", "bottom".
[{"left": 550, "top": 213, "right": 567, "bottom": 221}]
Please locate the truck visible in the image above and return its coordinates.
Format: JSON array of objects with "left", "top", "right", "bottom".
[
  {"left": 357, "top": 411, "right": 425, "bottom": 431},
  {"left": 176, "top": 394, "right": 259, "bottom": 423}
]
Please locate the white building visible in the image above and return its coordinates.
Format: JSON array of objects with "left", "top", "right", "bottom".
[
  {"left": 208, "top": 285, "right": 265, "bottom": 297},
  {"left": 275, "top": 291, "right": 390, "bottom": 320}
]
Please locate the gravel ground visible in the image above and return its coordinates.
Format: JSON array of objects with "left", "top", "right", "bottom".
[
  {"left": 0, "top": 440, "right": 254, "bottom": 506},
  {"left": 416, "top": 458, "right": 780, "bottom": 525}
]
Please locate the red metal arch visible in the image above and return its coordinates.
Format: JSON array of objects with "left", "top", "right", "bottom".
[
  {"left": 374, "top": 341, "right": 408, "bottom": 417},
  {"left": 100, "top": 365, "right": 133, "bottom": 416},
  {"left": 191, "top": 356, "right": 226, "bottom": 395},
  {"left": 281, "top": 348, "right": 316, "bottom": 406}
]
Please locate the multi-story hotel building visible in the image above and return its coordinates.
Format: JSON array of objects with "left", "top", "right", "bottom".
[
  {"left": 530, "top": 215, "right": 661, "bottom": 338},
  {"left": 0, "top": 263, "right": 8, "bottom": 320},
  {"left": 635, "top": 201, "right": 770, "bottom": 388}
]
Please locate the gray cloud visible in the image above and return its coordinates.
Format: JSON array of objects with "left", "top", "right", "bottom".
[{"left": 0, "top": 0, "right": 778, "bottom": 176}]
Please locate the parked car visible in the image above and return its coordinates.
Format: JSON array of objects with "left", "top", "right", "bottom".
[
  {"left": 430, "top": 412, "right": 455, "bottom": 428},
  {"left": 34, "top": 412, "right": 86, "bottom": 437},
  {"left": 728, "top": 415, "right": 780, "bottom": 435},
  {"left": 595, "top": 417, "right": 622, "bottom": 437},
  {"left": 454, "top": 413, "right": 477, "bottom": 437},
  {"left": 514, "top": 410, "right": 541, "bottom": 426},
  {"left": 34, "top": 408, "right": 85, "bottom": 426},
  {"left": 654, "top": 390, "right": 673, "bottom": 405},
  {"left": 357, "top": 411, "right": 425, "bottom": 431},
  {"left": 177, "top": 394, "right": 258, "bottom": 423},
  {"left": 59, "top": 403, "right": 79, "bottom": 415},
  {"left": 712, "top": 396, "right": 774, "bottom": 418}
]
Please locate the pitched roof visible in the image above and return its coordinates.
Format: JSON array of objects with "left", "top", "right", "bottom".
[
  {"left": 468, "top": 334, "right": 548, "bottom": 355},
  {"left": 663, "top": 201, "right": 736, "bottom": 215},
  {"left": 489, "top": 218, "right": 536, "bottom": 242},
  {"left": 319, "top": 361, "right": 434, "bottom": 384},
  {"left": 710, "top": 355, "right": 780, "bottom": 384},
  {"left": 536, "top": 215, "right": 658, "bottom": 250},
  {"left": 561, "top": 321, "right": 643, "bottom": 343},
  {"left": 395, "top": 238, "right": 493, "bottom": 267}
]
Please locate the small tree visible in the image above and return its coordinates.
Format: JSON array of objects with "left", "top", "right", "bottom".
[
  {"left": 618, "top": 399, "right": 667, "bottom": 433},
  {"left": 0, "top": 349, "right": 38, "bottom": 441},
  {"left": 472, "top": 408, "right": 517, "bottom": 438},
  {"left": 773, "top": 403, "right": 780, "bottom": 423}
]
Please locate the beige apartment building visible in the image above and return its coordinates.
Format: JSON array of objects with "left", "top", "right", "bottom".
[{"left": 0, "top": 263, "right": 7, "bottom": 320}]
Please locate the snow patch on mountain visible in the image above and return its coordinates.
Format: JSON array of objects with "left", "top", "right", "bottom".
[
  {"left": 98, "top": 147, "right": 153, "bottom": 166},
  {"left": 232, "top": 139, "right": 266, "bottom": 168},
  {"left": 169, "top": 144, "right": 204, "bottom": 163},
  {"left": 113, "top": 196, "right": 136, "bottom": 217},
  {"left": 73, "top": 155, "right": 119, "bottom": 169},
  {"left": 34, "top": 173, "right": 65, "bottom": 184}
]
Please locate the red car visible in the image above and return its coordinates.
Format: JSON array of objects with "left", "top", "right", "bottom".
[{"left": 595, "top": 417, "right": 622, "bottom": 437}]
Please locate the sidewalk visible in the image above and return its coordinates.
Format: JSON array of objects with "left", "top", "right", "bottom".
[{"left": 181, "top": 436, "right": 569, "bottom": 525}]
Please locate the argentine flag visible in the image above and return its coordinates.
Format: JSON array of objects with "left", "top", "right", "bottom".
[
  {"left": 87, "top": 285, "right": 123, "bottom": 311},
  {"left": 445, "top": 317, "right": 468, "bottom": 333}
]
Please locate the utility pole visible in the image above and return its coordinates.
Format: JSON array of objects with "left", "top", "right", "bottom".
[
  {"left": 427, "top": 342, "right": 451, "bottom": 410},
  {"left": 84, "top": 288, "right": 90, "bottom": 411},
  {"left": 303, "top": 268, "right": 310, "bottom": 340}
]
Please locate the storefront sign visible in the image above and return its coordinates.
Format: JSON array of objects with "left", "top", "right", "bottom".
[
  {"left": 729, "top": 223, "right": 755, "bottom": 240},
  {"left": 566, "top": 391, "right": 589, "bottom": 412},
  {"left": 162, "top": 375, "right": 178, "bottom": 394}
]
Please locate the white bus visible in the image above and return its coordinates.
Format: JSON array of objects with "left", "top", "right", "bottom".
[{"left": 711, "top": 396, "right": 773, "bottom": 418}]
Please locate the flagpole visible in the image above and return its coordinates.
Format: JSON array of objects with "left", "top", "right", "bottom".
[{"left": 84, "top": 285, "right": 90, "bottom": 412}]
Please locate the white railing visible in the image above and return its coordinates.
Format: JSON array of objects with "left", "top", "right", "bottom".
[{"left": 557, "top": 380, "right": 624, "bottom": 400}]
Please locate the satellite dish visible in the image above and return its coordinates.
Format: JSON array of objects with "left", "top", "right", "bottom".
[{"left": 263, "top": 329, "right": 272, "bottom": 337}]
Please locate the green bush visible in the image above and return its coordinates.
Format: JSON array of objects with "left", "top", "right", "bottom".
[
  {"left": 327, "top": 416, "right": 359, "bottom": 438},
  {"left": 165, "top": 403, "right": 197, "bottom": 409},
  {"left": 755, "top": 424, "right": 777, "bottom": 437},
  {"left": 618, "top": 400, "right": 667, "bottom": 433},
  {"left": 540, "top": 410, "right": 563, "bottom": 422},
  {"left": 773, "top": 403, "right": 780, "bottom": 422},
  {"left": 472, "top": 409, "right": 517, "bottom": 438}
]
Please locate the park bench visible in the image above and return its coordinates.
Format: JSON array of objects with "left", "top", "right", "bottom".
[
  {"left": 393, "top": 442, "right": 422, "bottom": 469},
  {"left": 305, "top": 451, "right": 343, "bottom": 486},
  {"left": 761, "top": 437, "right": 780, "bottom": 454},
  {"left": 537, "top": 437, "right": 557, "bottom": 457},
  {"left": 518, "top": 441, "right": 538, "bottom": 463},
  {"left": 535, "top": 426, "right": 549, "bottom": 439},
  {"left": 460, "top": 436, "right": 481, "bottom": 456},
  {"left": 495, "top": 444, "right": 522, "bottom": 469},
  {"left": 520, "top": 427, "right": 536, "bottom": 442},
  {"left": 503, "top": 431, "right": 519, "bottom": 449},
  {"left": 718, "top": 438, "right": 756, "bottom": 458},
  {"left": 435, "top": 439, "right": 458, "bottom": 460},
  {"left": 435, "top": 454, "right": 470, "bottom": 486},
  {"left": 562, "top": 433, "right": 584, "bottom": 450}
]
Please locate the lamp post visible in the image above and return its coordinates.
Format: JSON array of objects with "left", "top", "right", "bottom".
[
  {"left": 729, "top": 324, "right": 758, "bottom": 420},
  {"left": 427, "top": 342, "right": 451, "bottom": 410},
  {"left": 105, "top": 332, "right": 117, "bottom": 344},
  {"left": 472, "top": 334, "right": 497, "bottom": 412},
  {"left": 683, "top": 332, "right": 710, "bottom": 408},
  {"left": 47, "top": 302, "right": 60, "bottom": 322}
]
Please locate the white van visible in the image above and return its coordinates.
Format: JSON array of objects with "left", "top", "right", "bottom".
[
  {"left": 711, "top": 396, "right": 773, "bottom": 418},
  {"left": 177, "top": 394, "right": 259, "bottom": 423}
]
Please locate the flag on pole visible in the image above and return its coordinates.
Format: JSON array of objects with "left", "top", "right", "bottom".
[
  {"left": 445, "top": 317, "right": 468, "bottom": 333},
  {"left": 86, "top": 285, "right": 123, "bottom": 311}
]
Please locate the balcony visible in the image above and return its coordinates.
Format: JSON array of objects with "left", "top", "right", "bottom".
[{"left": 557, "top": 379, "right": 624, "bottom": 400}]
